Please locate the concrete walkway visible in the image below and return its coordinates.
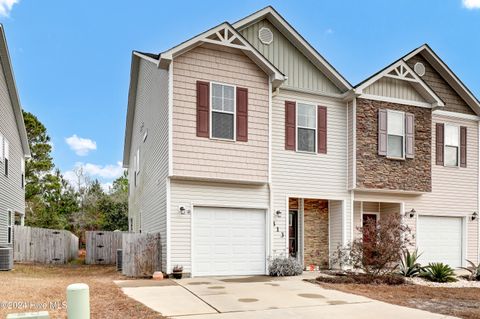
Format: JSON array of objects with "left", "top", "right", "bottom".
[{"left": 116, "top": 274, "right": 457, "bottom": 319}]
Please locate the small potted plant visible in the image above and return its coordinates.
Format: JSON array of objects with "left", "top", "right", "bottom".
[{"left": 172, "top": 265, "right": 183, "bottom": 279}]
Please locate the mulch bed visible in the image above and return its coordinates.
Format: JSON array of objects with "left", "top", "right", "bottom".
[{"left": 311, "top": 275, "right": 480, "bottom": 319}]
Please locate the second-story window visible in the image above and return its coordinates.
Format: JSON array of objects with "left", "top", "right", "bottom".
[
  {"left": 444, "top": 124, "right": 459, "bottom": 167},
  {"left": 387, "top": 110, "right": 405, "bottom": 159},
  {"left": 297, "top": 103, "right": 316, "bottom": 153},
  {"left": 4, "top": 138, "right": 9, "bottom": 176},
  {"left": 211, "top": 83, "right": 235, "bottom": 140}
]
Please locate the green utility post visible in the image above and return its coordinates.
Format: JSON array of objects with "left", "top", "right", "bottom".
[{"left": 66, "top": 283, "right": 90, "bottom": 319}]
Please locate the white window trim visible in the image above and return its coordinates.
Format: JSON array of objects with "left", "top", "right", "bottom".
[
  {"left": 209, "top": 81, "right": 237, "bottom": 141},
  {"left": 0, "top": 133, "right": 3, "bottom": 162},
  {"left": 4, "top": 138, "right": 9, "bottom": 176},
  {"left": 295, "top": 101, "right": 317, "bottom": 154},
  {"left": 444, "top": 123, "right": 460, "bottom": 168},
  {"left": 386, "top": 109, "right": 405, "bottom": 160}
]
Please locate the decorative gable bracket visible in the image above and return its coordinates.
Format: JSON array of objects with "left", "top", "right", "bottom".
[
  {"left": 156, "top": 22, "right": 285, "bottom": 88},
  {"left": 355, "top": 60, "right": 445, "bottom": 108}
]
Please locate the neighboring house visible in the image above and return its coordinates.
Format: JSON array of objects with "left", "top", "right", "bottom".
[
  {"left": 123, "top": 6, "right": 480, "bottom": 276},
  {"left": 0, "top": 25, "right": 31, "bottom": 248}
]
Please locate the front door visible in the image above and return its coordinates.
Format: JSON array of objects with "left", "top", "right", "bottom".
[
  {"left": 289, "top": 210, "right": 298, "bottom": 258},
  {"left": 362, "top": 213, "right": 378, "bottom": 263}
]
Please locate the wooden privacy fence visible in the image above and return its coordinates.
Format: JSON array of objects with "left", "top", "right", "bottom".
[
  {"left": 85, "top": 231, "right": 124, "bottom": 265},
  {"left": 13, "top": 225, "right": 79, "bottom": 264},
  {"left": 122, "top": 232, "right": 161, "bottom": 277}
]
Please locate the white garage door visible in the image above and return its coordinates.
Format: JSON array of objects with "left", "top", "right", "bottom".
[
  {"left": 417, "top": 216, "right": 463, "bottom": 268},
  {"left": 192, "top": 207, "right": 266, "bottom": 277}
]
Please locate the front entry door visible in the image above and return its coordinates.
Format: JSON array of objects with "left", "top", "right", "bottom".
[{"left": 289, "top": 210, "right": 298, "bottom": 258}]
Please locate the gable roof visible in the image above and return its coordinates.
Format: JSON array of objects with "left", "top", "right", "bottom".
[
  {"left": 403, "top": 44, "right": 480, "bottom": 115},
  {"left": 124, "top": 21, "right": 286, "bottom": 167},
  {"left": 144, "top": 21, "right": 285, "bottom": 88},
  {"left": 0, "top": 25, "right": 30, "bottom": 158},
  {"left": 355, "top": 59, "right": 445, "bottom": 108},
  {"left": 233, "top": 6, "right": 352, "bottom": 92}
]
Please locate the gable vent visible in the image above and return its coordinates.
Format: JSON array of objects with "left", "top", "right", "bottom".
[
  {"left": 414, "top": 62, "right": 426, "bottom": 77},
  {"left": 258, "top": 27, "right": 273, "bottom": 45}
]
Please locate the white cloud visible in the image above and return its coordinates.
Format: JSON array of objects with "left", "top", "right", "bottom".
[
  {"left": 81, "top": 162, "right": 124, "bottom": 179},
  {"left": 63, "top": 162, "right": 125, "bottom": 190},
  {"left": 0, "top": 0, "right": 19, "bottom": 17},
  {"left": 65, "top": 134, "right": 97, "bottom": 156},
  {"left": 463, "top": 0, "right": 480, "bottom": 9}
]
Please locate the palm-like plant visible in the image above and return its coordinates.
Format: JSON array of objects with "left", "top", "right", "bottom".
[
  {"left": 421, "top": 263, "right": 457, "bottom": 283},
  {"left": 398, "top": 249, "right": 423, "bottom": 277},
  {"left": 460, "top": 259, "right": 480, "bottom": 281}
]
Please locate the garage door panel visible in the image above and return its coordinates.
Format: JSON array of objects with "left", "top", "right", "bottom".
[
  {"left": 193, "top": 207, "right": 266, "bottom": 276},
  {"left": 417, "top": 216, "right": 463, "bottom": 268}
]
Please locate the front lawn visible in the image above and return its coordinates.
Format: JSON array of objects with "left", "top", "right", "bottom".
[
  {"left": 313, "top": 280, "right": 480, "bottom": 319},
  {"left": 0, "top": 263, "right": 164, "bottom": 319}
]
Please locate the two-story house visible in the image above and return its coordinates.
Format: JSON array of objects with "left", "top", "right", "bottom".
[
  {"left": 0, "top": 25, "right": 31, "bottom": 248},
  {"left": 123, "top": 6, "right": 479, "bottom": 276}
]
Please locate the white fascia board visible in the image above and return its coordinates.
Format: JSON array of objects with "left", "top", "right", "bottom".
[
  {"left": 157, "top": 22, "right": 285, "bottom": 85},
  {"left": 233, "top": 6, "right": 352, "bottom": 92},
  {"left": 404, "top": 45, "right": 480, "bottom": 115},
  {"left": 356, "top": 60, "right": 444, "bottom": 107}
]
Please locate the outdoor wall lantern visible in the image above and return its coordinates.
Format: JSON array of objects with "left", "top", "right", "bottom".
[
  {"left": 275, "top": 210, "right": 282, "bottom": 218},
  {"left": 405, "top": 209, "right": 416, "bottom": 219},
  {"left": 179, "top": 206, "right": 191, "bottom": 215},
  {"left": 472, "top": 212, "right": 478, "bottom": 221}
]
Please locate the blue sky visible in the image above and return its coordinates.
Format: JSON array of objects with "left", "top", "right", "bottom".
[{"left": 1, "top": 0, "right": 479, "bottom": 189}]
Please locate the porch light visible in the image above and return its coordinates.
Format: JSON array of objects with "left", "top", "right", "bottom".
[
  {"left": 405, "top": 209, "right": 416, "bottom": 219},
  {"left": 179, "top": 206, "right": 190, "bottom": 215},
  {"left": 472, "top": 212, "right": 478, "bottom": 221},
  {"left": 275, "top": 210, "right": 282, "bottom": 218}
]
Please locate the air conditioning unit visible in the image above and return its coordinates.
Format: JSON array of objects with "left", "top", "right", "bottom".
[
  {"left": 0, "top": 247, "right": 13, "bottom": 271},
  {"left": 116, "top": 249, "right": 123, "bottom": 272}
]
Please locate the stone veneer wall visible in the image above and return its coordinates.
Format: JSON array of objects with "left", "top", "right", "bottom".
[
  {"left": 303, "top": 199, "right": 329, "bottom": 268},
  {"left": 356, "top": 98, "right": 432, "bottom": 192}
]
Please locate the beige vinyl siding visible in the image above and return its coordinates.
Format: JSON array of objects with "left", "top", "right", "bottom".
[
  {"left": 0, "top": 53, "right": 24, "bottom": 246},
  {"left": 329, "top": 200, "right": 343, "bottom": 253},
  {"left": 271, "top": 89, "right": 351, "bottom": 257},
  {"left": 347, "top": 101, "right": 354, "bottom": 189},
  {"left": 170, "top": 180, "right": 269, "bottom": 274},
  {"left": 354, "top": 113, "right": 479, "bottom": 262},
  {"left": 127, "top": 58, "right": 169, "bottom": 271},
  {"left": 240, "top": 19, "right": 341, "bottom": 95},
  {"left": 172, "top": 45, "right": 269, "bottom": 183},
  {"left": 364, "top": 77, "right": 427, "bottom": 103}
]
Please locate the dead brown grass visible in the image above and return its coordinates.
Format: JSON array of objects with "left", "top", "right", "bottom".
[
  {"left": 315, "top": 281, "right": 480, "bottom": 319},
  {"left": 0, "top": 263, "right": 164, "bottom": 319}
]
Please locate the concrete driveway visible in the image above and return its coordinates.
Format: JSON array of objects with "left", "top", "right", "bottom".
[{"left": 117, "top": 273, "right": 457, "bottom": 319}]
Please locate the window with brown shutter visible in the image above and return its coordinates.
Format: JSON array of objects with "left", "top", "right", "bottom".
[
  {"left": 196, "top": 81, "right": 210, "bottom": 137},
  {"left": 236, "top": 87, "right": 248, "bottom": 142},
  {"left": 460, "top": 126, "right": 467, "bottom": 167},
  {"left": 317, "top": 106, "right": 327, "bottom": 154},
  {"left": 436, "top": 123, "right": 444, "bottom": 166},
  {"left": 285, "top": 101, "right": 296, "bottom": 150}
]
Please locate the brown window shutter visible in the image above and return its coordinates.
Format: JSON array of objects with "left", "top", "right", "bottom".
[
  {"left": 317, "top": 106, "right": 327, "bottom": 154},
  {"left": 405, "top": 113, "right": 415, "bottom": 158},
  {"left": 378, "top": 109, "right": 387, "bottom": 156},
  {"left": 236, "top": 87, "right": 248, "bottom": 142},
  {"left": 436, "top": 123, "right": 444, "bottom": 165},
  {"left": 460, "top": 126, "right": 467, "bottom": 167},
  {"left": 196, "top": 81, "right": 210, "bottom": 137},
  {"left": 285, "top": 101, "right": 296, "bottom": 150}
]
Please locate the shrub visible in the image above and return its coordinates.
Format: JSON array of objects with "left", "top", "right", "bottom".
[
  {"left": 331, "top": 214, "right": 412, "bottom": 278},
  {"left": 268, "top": 257, "right": 303, "bottom": 277},
  {"left": 315, "top": 273, "right": 405, "bottom": 285},
  {"left": 421, "top": 263, "right": 457, "bottom": 283},
  {"left": 460, "top": 259, "right": 480, "bottom": 281},
  {"left": 398, "top": 249, "right": 423, "bottom": 277}
]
